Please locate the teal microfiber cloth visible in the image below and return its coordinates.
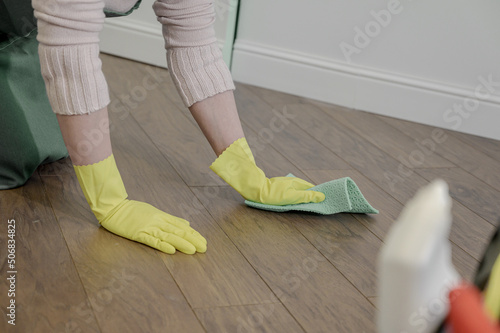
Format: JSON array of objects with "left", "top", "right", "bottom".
[{"left": 245, "top": 175, "right": 379, "bottom": 215}]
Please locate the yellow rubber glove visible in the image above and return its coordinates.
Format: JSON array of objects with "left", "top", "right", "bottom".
[
  {"left": 73, "top": 155, "right": 206, "bottom": 254},
  {"left": 210, "top": 137, "right": 325, "bottom": 205},
  {"left": 484, "top": 253, "right": 500, "bottom": 320}
]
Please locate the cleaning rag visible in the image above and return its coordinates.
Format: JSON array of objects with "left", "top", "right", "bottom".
[{"left": 245, "top": 175, "right": 378, "bottom": 215}]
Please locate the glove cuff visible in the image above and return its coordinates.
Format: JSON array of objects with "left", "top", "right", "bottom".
[
  {"left": 73, "top": 154, "right": 128, "bottom": 222},
  {"left": 209, "top": 137, "right": 265, "bottom": 199}
]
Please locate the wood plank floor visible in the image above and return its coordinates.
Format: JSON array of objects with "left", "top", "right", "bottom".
[{"left": 1, "top": 54, "right": 499, "bottom": 332}]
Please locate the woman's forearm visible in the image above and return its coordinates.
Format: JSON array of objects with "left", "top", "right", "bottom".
[
  {"left": 188, "top": 90, "right": 245, "bottom": 156},
  {"left": 56, "top": 107, "right": 112, "bottom": 166}
]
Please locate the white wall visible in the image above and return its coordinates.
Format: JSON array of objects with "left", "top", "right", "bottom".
[
  {"left": 100, "top": 0, "right": 166, "bottom": 68},
  {"left": 100, "top": 0, "right": 236, "bottom": 68},
  {"left": 231, "top": 0, "right": 500, "bottom": 140}
]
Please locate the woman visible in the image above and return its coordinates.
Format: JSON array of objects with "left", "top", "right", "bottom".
[{"left": 32, "top": 0, "right": 325, "bottom": 254}]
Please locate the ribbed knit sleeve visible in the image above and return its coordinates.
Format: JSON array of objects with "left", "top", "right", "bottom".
[
  {"left": 167, "top": 44, "right": 235, "bottom": 107},
  {"left": 154, "top": 0, "right": 235, "bottom": 108},
  {"left": 38, "top": 44, "right": 110, "bottom": 115},
  {"left": 33, "top": 0, "right": 110, "bottom": 115}
]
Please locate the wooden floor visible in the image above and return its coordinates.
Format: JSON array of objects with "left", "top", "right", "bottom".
[{"left": 1, "top": 54, "right": 500, "bottom": 332}]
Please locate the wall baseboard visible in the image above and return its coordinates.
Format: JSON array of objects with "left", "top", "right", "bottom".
[
  {"left": 100, "top": 18, "right": 227, "bottom": 68},
  {"left": 100, "top": 19, "right": 167, "bottom": 68},
  {"left": 232, "top": 40, "right": 500, "bottom": 140}
]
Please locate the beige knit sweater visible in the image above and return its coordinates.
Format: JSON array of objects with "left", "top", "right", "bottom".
[{"left": 32, "top": 0, "right": 235, "bottom": 115}]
